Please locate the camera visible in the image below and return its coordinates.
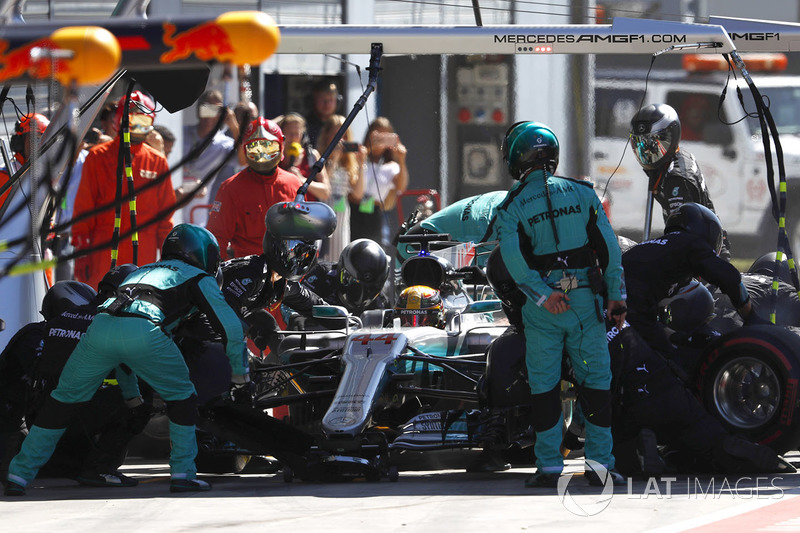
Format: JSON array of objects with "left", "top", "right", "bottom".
[
  {"left": 373, "top": 132, "right": 399, "bottom": 147},
  {"left": 198, "top": 103, "right": 223, "bottom": 119},
  {"left": 342, "top": 141, "right": 359, "bottom": 152}
]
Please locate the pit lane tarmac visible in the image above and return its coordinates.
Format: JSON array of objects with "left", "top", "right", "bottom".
[{"left": 5, "top": 452, "right": 800, "bottom": 533}]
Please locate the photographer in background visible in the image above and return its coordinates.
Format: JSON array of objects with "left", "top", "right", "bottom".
[
  {"left": 315, "top": 114, "right": 366, "bottom": 261},
  {"left": 180, "top": 90, "right": 238, "bottom": 226},
  {"left": 351, "top": 117, "right": 408, "bottom": 247}
]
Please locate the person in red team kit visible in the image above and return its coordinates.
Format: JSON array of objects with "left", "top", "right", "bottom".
[
  {"left": 0, "top": 113, "right": 50, "bottom": 209},
  {"left": 71, "top": 91, "right": 175, "bottom": 290},
  {"left": 206, "top": 117, "right": 304, "bottom": 258}
]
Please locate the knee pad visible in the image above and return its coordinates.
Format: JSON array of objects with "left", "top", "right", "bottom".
[
  {"left": 166, "top": 394, "right": 199, "bottom": 426},
  {"left": 529, "top": 385, "right": 562, "bottom": 432},
  {"left": 34, "top": 396, "right": 84, "bottom": 429},
  {"left": 580, "top": 387, "right": 611, "bottom": 428}
]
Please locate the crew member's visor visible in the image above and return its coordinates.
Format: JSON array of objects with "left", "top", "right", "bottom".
[
  {"left": 630, "top": 129, "right": 675, "bottom": 168},
  {"left": 276, "top": 239, "right": 317, "bottom": 281},
  {"left": 338, "top": 269, "right": 381, "bottom": 310},
  {"left": 246, "top": 139, "right": 281, "bottom": 164},
  {"left": 129, "top": 113, "right": 155, "bottom": 135}
]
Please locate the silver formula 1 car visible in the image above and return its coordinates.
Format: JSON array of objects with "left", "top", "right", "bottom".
[{"left": 248, "top": 240, "right": 516, "bottom": 482}]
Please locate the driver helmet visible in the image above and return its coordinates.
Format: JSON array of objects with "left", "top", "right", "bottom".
[
  {"left": 501, "top": 121, "right": 559, "bottom": 180},
  {"left": 336, "top": 238, "right": 390, "bottom": 313},
  {"left": 629, "top": 103, "right": 681, "bottom": 170},
  {"left": 40, "top": 281, "right": 97, "bottom": 321},
  {"left": 113, "top": 91, "right": 156, "bottom": 141},
  {"left": 395, "top": 285, "right": 445, "bottom": 329},
  {"left": 664, "top": 202, "right": 723, "bottom": 255},
  {"left": 262, "top": 229, "right": 318, "bottom": 282},
  {"left": 244, "top": 117, "right": 284, "bottom": 174},
  {"left": 161, "top": 223, "right": 221, "bottom": 276},
  {"left": 10, "top": 113, "right": 50, "bottom": 155},
  {"left": 658, "top": 280, "right": 716, "bottom": 333}
]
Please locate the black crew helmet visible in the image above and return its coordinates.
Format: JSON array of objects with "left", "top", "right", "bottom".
[
  {"left": 749, "top": 252, "right": 793, "bottom": 285},
  {"left": 161, "top": 223, "right": 221, "bottom": 276},
  {"left": 40, "top": 281, "right": 97, "bottom": 321},
  {"left": 263, "top": 199, "right": 336, "bottom": 282},
  {"left": 485, "top": 247, "right": 527, "bottom": 310},
  {"left": 501, "top": 121, "right": 559, "bottom": 180},
  {"left": 664, "top": 203, "right": 723, "bottom": 255},
  {"left": 630, "top": 103, "right": 681, "bottom": 170},
  {"left": 262, "top": 231, "right": 318, "bottom": 282},
  {"left": 97, "top": 264, "right": 139, "bottom": 298},
  {"left": 658, "top": 280, "right": 716, "bottom": 333},
  {"left": 336, "top": 238, "right": 390, "bottom": 313}
]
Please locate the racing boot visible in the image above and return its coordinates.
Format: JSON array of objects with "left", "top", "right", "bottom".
[
  {"left": 170, "top": 477, "right": 212, "bottom": 493},
  {"left": 636, "top": 428, "right": 665, "bottom": 478},
  {"left": 3, "top": 479, "right": 25, "bottom": 496},
  {"left": 712, "top": 435, "right": 779, "bottom": 473}
]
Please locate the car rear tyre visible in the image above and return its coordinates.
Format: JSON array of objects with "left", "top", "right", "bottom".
[{"left": 696, "top": 325, "right": 800, "bottom": 454}]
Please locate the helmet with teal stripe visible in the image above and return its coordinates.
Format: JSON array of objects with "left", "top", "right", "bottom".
[
  {"left": 501, "top": 121, "right": 559, "bottom": 180},
  {"left": 161, "top": 223, "right": 221, "bottom": 276}
]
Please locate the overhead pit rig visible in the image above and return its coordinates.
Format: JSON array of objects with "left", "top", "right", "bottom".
[{"left": 0, "top": 12, "right": 798, "bottom": 343}]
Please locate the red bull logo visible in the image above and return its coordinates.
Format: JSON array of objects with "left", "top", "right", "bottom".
[
  {"left": 0, "top": 38, "right": 62, "bottom": 82},
  {"left": 160, "top": 22, "right": 234, "bottom": 64}
]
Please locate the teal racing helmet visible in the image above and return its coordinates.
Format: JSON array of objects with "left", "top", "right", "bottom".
[
  {"left": 161, "top": 223, "right": 221, "bottom": 275},
  {"left": 501, "top": 121, "right": 559, "bottom": 180}
]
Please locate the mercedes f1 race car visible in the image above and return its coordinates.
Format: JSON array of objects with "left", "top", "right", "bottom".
[{"left": 190, "top": 242, "right": 800, "bottom": 481}]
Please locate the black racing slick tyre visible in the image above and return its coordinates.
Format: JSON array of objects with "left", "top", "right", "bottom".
[{"left": 696, "top": 325, "right": 800, "bottom": 454}]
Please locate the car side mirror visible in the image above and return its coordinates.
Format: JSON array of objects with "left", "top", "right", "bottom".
[{"left": 463, "top": 300, "right": 503, "bottom": 313}]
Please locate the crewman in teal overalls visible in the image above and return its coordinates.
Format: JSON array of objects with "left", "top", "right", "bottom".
[
  {"left": 494, "top": 122, "right": 627, "bottom": 488},
  {"left": 5, "top": 224, "right": 247, "bottom": 495},
  {"left": 400, "top": 191, "right": 507, "bottom": 266}
]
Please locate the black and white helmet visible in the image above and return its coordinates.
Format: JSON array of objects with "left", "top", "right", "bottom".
[{"left": 630, "top": 103, "right": 681, "bottom": 170}]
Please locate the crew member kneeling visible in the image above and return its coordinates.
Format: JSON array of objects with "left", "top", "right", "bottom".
[{"left": 5, "top": 224, "right": 247, "bottom": 496}]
